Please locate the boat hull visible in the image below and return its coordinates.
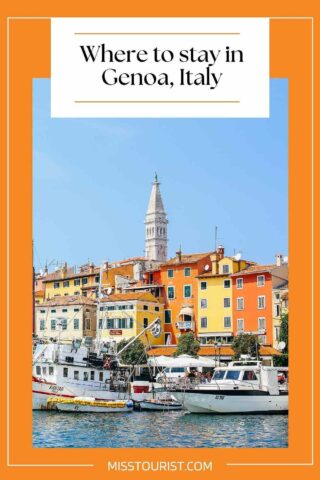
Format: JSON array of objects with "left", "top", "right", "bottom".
[
  {"left": 139, "top": 401, "right": 183, "bottom": 411},
  {"left": 55, "top": 403, "right": 133, "bottom": 413},
  {"left": 172, "top": 390, "right": 288, "bottom": 414}
]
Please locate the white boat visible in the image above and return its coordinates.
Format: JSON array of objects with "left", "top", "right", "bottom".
[
  {"left": 32, "top": 342, "right": 137, "bottom": 409},
  {"left": 47, "top": 396, "right": 133, "bottom": 413},
  {"left": 139, "top": 396, "right": 183, "bottom": 411},
  {"left": 171, "top": 362, "right": 288, "bottom": 414}
]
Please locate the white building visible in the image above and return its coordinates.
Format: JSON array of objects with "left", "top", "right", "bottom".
[{"left": 144, "top": 173, "right": 168, "bottom": 262}]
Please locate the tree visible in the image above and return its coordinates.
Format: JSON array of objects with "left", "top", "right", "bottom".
[
  {"left": 174, "top": 332, "right": 200, "bottom": 357},
  {"left": 273, "top": 313, "right": 288, "bottom": 366},
  {"left": 117, "top": 338, "right": 147, "bottom": 366},
  {"left": 232, "top": 333, "right": 260, "bottom": 359}
]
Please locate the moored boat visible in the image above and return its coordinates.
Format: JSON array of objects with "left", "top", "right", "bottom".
[
  {"left": 139, "top": 398, "right": 183, "bottom": 411},
  {"left": 48, "top": 396, "right": 134, "bottom": 413},
  {"left": 171, "top": 362, "right": 288, "bottom": 414}
]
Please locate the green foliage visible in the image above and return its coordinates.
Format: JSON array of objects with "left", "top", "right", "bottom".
[
  {"left": 279, "top": 313, "right": 288, "bottom": 354},
  {"left": 174, "top": 332, "right": 200, "bottom": 357},
  {"left": 117, "top": 338, "right": 147, "bottom": 365},
  {"left": 273, "top": 313, "right": 289, "bottom": 366},
  {"left": 232, "top": 333, "right": 260, "bottom": 359}
]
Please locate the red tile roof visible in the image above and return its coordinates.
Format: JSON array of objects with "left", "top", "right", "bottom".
[
  {"left": 37, "top": 295, "right": 96, "bottom": 307},
  {"left": 100, "top": 292, "right": 160, "bottom": 303},
  {"left": 162, "top": 252, "right": 213, "bottom": 266},
  {"left": 43, "top": 267, "right": 99, "bottom": 282},
  {"left": 231, "top": 264, "right": 277, "bottom": 277}
]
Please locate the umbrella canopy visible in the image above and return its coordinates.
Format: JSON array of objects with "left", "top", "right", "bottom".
[{"left": 148, "top": 354, "right": 220, "bottom": 368}]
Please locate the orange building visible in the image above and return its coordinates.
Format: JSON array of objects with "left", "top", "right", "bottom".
[
  {"left": 146, "top": 250, "right": 213, "bottom": 345},
  {"left": 231, "top": 263, "right": 288, "bottom": 345}
]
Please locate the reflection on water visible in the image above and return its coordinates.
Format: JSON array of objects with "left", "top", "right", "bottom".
[{"left": 33, "top": 410, "right": 288, "bottom": 448}]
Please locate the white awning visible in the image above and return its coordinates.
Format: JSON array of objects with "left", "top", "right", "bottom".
[
  {"left": 148, "top": 354, "right": 219, "bottom": 368},
  {"left": 178, "top": 306, "right": 193, "bottom": 317}
]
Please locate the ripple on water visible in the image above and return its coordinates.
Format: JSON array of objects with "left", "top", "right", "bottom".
[{"left": 33, "top": 411, "right": 288, "bottom": 448}]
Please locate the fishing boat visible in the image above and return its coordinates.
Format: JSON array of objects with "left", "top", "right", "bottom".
[
  {"left": 47, "top": 396, "right": 133, "bottom": 413},
  {"left": 139, "top": 398, "right": 183, "bottom": 411},
  {"left": 171, "top": 361, "right": 288, "bottom": 414}
]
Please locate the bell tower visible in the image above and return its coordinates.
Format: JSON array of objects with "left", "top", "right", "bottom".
[{"left": 144, "top": 173, "right": 168, "bottom": 262}]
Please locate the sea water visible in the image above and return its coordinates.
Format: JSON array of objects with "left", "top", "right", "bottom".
[{"left": 33, "top": 411, "right": 288, "bottom": 448}]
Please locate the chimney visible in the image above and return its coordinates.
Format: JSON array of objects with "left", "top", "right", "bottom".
[
  {"left": 276, "top": 253, "right": 283, "bottom": 266},
  {"left": 90, "top": 262, "right": 94, "bottom": 274},
  {"left": 176, "top": 248, "right": 182, "bottom": 263},
  {"left": 217, "top": 245, "right": 225, "bottom": 261}
]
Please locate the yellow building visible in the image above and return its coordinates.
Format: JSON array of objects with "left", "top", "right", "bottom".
[
  {"left": 272, "top": 283, "right": 289, "bottom": 347},
  {"left": 197, "top": 249, "right": 253, "bottom": 345},
  {"left": 35, "top": 295, "right": 97, "bottom": 342},
  {"left": 97, "top": 292, "right": 164, "bottom": 346},
  {"left": 42, "top": 263, "right": 101, "bottom": 300}
]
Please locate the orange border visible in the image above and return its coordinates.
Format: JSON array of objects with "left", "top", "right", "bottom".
[{"left": 1, "top": 2, "right": 319, "bottom": 480}]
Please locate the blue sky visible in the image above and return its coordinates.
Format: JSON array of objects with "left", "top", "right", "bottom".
[{"left": 33, "top": 79, "right": 288, "bottom": 271}]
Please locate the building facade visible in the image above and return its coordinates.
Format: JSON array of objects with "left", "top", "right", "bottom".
[
  {"left": 197, "top": 248, "right": 254, "bottom": 344},
  {"left": 35, "top": 295, "right": 97, "bottom": 341},
  {"left": 97, "top": 292, "right": 164, "bottom": 347}
]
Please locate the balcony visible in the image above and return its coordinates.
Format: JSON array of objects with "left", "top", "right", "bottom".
[{"left": 176, "top": 321, "right": 195, "bottom": 331}]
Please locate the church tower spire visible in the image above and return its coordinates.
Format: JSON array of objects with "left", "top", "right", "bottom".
[{"left": 144, "top": 173, "right": 168, "bottom": 262}]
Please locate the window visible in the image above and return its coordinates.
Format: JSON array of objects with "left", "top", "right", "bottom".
[
  {"left": 49, "top": 366, "right": 54, "bottom": 375},
  {"left": 40, "top": 309, "right": 45, "bottom": 314},
  {"left": 167, "top": 286, "right": 175, "bottom": 299},
  {"left": 51, "top": 319, "right": 56, "bottom": 330},
  {"left": 74, "top": 308, "right": 79, "bottom": 312},
  {"left": 99, "top": 372, "right": 103, "bottom": 382},
  {"left": 74, "top": 371, "right": 79, "bottom": 380},
  {"left": 184, "top": 285, "right": 192, "bottom": 298},
  {"left": 155, "top": 306, "right": 160, "bottom": 311},
  {"left": 237, "top": 297, "right": 244, "bottom": 310},
  {"left": 74, "top": 279, "right": 80, "bottom": 286},
  {"left": 74, "top": 291, "right": 80, "bottom": 295},
  {"left": 275, "top": 292, "right": 280, "bottom": 300},
  {"left": 60, "top": 319, "right": 67, "bottom": 330},
  {"left": 90, "top": 371, "right": 95, "bottom": 381},
  {"left": 226, "top": 370, "right": 240, "bottom": 380},
  {"left": 53, "top": 282, "right": 60, "bottom": 289},
  {"left": 82, "top": 277, "right": 88, "bottom": 285},
  {"left": 83, "top": 372, "right": 89, "bottom": 381},
  {"left": 98, "top": 319, "right": 103, "bottom": 329},
  {"left": 275, "top": 326, "right": 280, "bottom": 340},
  {"left": 200, "top": 298, "right": 207, "bottom": 309},
  {"left": 107, "top": 319, "right": 114, "bottom": 329},
  {"left": 62, "top": 308, "right": 68, "bottom": 313},
  {"left": 63, "top": 367, "right": 68, "bottom": 378},
  {"left": 164, "top": 333, "right": 172, "bottom": 345},
  {"left": 237, "top": 318, "right": 244, "bottom": 331},
  {"left": 51, "top": 309, "right": 56, "bottom": 313},
  {"left": 143, "top": 318, "right": 148, "bottom": 328},
  {"left": 257, "top": 275, "right": 265, "bottom": 287},
  {"left": 99, "top": 306, "right": 104, "bottom": 311},
  {"left": 95, "top": 275, "right": 100, "bottom": 283},
  {"left": 243, "top": 371, "right": 257, "bottom": 381},
  {"left": 223, "top": 297, "right": 231, "bottom": 308},
  {"left": 200, "top": 317, "right": 207, "bottom": 328},
  {"left": 165, "top": 310, "right": 171, "bottom": 324},
  {"left": 184, "top": 267, "right": 191, "bottom": 277},
  {"left": 224, "top": 279, "right": 231, "bottom": 288},
  {"left": 40, "top": 319, "right": 45, "bottom": 331},
  {"left": 258, "top": 335, "right": 266, "bottom": 344},
  {"left": 36, "top": 366, "right": 41, "bottom": 375},
  {"left": 74, "top": 318, "right": 79, "bottom": 330},
  {"left": 83, "top": 292, "right": 87, "bottom": 297},
  {"left": 224, "top": 316, "right": 232, "bottom": 328},
  {"left": 258, "top": 296, "right": 266, "bottom": 309},
  {"left": 167, "top": 269, "right": 174, "bottom": 278},
  {"left": 129, "top": 318, "right": 134, "bottom": 329},
  {"left": 275, "top": 304, "right": 281, "bottom": 317},
  {"left": 258, "top": 317, "right": 266, "bottom": 330},
  {"left": 222, "top": 265, "right": 230, "bottom": 274},
  {"left": 63, "top": 280, "right": 69, "bottom": 288},
  {"left": 236, "top": 278, "right": 243, "bottom": 289},
  {"left": 85, "top": 318, "right": 91, "bottom": 330},
  {"left": 200, "top": 281, "right": 207, "bottom": 290},
  {"left": 213, "top": 370, "right": 225, "bottom": 380},
  {"left": 42, "top": 367, "right": 47, "bottom": 375},
  {"left": 143, "top": 305, "right": 149, "bottom": 311}
]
